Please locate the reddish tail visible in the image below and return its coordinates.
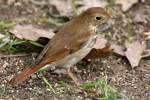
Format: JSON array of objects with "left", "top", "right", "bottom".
[{"left": 9, "top": 63, "right": 46, "bottom": 86}]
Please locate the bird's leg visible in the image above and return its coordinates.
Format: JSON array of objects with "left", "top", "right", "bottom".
[{"left": 67, "top": 68, "right": 80, "bottom": 86}]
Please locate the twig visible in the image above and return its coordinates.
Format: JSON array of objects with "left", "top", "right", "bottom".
[
  {"left": 30, "top": 0, "right": 46, "bottom": 5},
  {"left": 49, "top": 19, "right": 63, "bottom": 27},
  {"left": 0, "top": 53, "right": 36, "bottom": 58},
  {"left": 71, "top": 0, "right": 78, "bottom": 16},
  {"left": 42, "top": 77, "right": 56, "bottom": 94}
]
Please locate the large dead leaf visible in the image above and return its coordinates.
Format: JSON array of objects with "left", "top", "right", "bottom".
[
  {"left": 111, "top": 41, "right": 149, "bottom": 68},
  {"left": 10, "top": 25, "right": 55, "bottom": 41},
  {"left": 125, "top": 41, "right": 146, "bottom": 68},
  {"left": 115, "top": 0, "right": 138, "bottom": 12}
]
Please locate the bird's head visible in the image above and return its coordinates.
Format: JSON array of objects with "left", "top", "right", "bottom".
[{"left": 79, "top": 7, "right": 111, "bottom": 32}]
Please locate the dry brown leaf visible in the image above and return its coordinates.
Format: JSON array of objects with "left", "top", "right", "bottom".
[
  {"left": 115, "top": 0, "right": 138, "bottom": 12},
  {"left": 111, "top": 42, "right": 149, "bottom": 68},
  {"left": 125, "top": 41, "right": 146, "bottom": 68},
  {"left": 10, "top": 25, "right": 55, "bottom": 41},
  {"left": 85, "top": 46, "right": 112, "bottom": 60}
]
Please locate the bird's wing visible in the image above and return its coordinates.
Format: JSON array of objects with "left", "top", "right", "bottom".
[
  {"left": 31, "top": 40, "right": 52, "bottom": 66},
  {"left": 39, "top": 30, "right": 91, "bottom": 65}
]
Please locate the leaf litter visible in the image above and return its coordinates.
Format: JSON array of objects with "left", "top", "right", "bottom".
[
  {"left": 112, "top": 41, "right": 149, "bottom": 68},
  {"left": 125, "top": 41, "right": 146, "bottom": 68}
]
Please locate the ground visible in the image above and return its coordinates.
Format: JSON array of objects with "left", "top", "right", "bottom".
[{"left": 0, "top": 0, "right": 150, "bottom": 100}]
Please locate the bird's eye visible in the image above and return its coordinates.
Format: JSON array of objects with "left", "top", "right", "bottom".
[{"left": 95, "top": 16, "right": 102, "bottom": 20}]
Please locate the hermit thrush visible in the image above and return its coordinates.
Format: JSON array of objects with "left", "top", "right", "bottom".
[{"left": 10, "top": 7, "right": 111, "bottom": 86}]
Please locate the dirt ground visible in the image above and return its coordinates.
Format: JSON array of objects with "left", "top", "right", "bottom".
[{"left": 0, "top": 0, "right": 150, "bottom": 100}]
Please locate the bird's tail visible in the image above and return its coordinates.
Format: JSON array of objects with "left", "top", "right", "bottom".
[{"left": 9, "top": 63, "right": 46, "bottom": 86}]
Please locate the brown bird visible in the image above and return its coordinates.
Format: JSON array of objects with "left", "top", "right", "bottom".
[{"left": 10, "top": 7, "right": 111, "bottom": 86}]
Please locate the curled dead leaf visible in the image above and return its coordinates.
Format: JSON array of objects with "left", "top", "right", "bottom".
[{"left": 111, "top": 41, "right": 149, "bottom": 68}]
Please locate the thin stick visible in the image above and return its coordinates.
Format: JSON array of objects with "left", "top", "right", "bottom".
[
  {"left": 42, "top": 76, "right": 56, "bottom": 94},
  {"left": 0, "top": 53, "right": 36, "bottom": 58}
]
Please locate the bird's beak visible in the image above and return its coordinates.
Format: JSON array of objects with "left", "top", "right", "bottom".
[{"left": 100, "top": 19, "right": 112, "bottom": 32}]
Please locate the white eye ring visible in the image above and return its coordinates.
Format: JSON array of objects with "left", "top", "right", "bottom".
[{"left": 96, "top": 16, "right": 102, "bottom": 20}]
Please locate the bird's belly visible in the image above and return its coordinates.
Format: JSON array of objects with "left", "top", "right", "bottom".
[{"left": 61, "top": 47, "right": 92, "bottom": 68}]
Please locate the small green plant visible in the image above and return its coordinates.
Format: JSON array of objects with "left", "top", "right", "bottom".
[
  {"left": 0, "top": 21, "right": 15, "bottom": 32},
  {"left": 71, "top": 0, "right": 79, "bottom": 16},
  {"left": 0, "top": 34, "right": 44, "bottom": 54},
  {"left": 105, "top": 0, "right": 116, "bottom": 15},
  {"left": 81, "top": 76, "right": 129, "bottom": 100}
]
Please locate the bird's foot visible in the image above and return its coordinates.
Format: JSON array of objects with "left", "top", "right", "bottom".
[{"left": 67, "top": 68, "right": 81, "bottom": 86}]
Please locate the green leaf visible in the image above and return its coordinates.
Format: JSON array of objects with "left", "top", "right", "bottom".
[
  {"left": 11, "top": 40, "right": 26, "bottom": 46},
  {"left": 80, "top": 82, "right": 96, "bottom": 90},
  {"left": 0, "top": 21, "right": 15, "bottom": 31},
  {"left": 29, "top": 41, "right": 44, "bottom": 47}
]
